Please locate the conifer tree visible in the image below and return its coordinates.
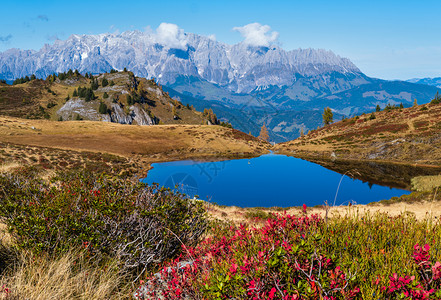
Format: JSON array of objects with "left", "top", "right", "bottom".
[
  {"left": 99, "top": 102, "right": 108, "bottom": 114},
  {"left": 322, "top": 107, "right": 333, "bottom": 125},
  {"left": 258, "top": 124, "right": 270, "bottom": 141},
  {"left": 376, "top": 105, "right": 381, "bottom": 112}
]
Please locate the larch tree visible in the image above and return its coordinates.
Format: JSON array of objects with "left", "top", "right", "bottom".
[
  {"left": 322, "top": 107, "right": 333, "bottom": 126},
  {"left": 258, "top": 124, "right": 270, "bottom": 142}
]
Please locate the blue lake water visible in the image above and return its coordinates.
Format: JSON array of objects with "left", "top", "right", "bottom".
[{"left": 142, "top": 153, "right": 411, "bottom": 208}]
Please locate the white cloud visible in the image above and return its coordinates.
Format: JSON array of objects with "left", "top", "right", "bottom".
[
  {"left": 233, "top": 23, "right": 279, "bottom": 47},
  {"left": 155, "top": 23, "right": 187, "bottom": 49}
]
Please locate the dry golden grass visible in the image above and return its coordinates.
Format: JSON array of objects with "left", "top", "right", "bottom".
[
  {"left": 0, "top": 220, "right": 131, "bottom": 299},
  {"left": 208, "top": 195, "right": 441, "bottom": 226},
  {"left": 0, "top": 116, "right": 269, "bottom": 164},
  {"left": 0, "top": 249, "right": 131, "bottom": 300},
  {"left": 275, "top": 103, "right": 441, "bottom": 166},
  {"left": 0, "top": 162, "right": 22, "bottom": 174}
]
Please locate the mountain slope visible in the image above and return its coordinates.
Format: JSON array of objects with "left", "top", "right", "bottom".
[
  {"left": 0, "top": 30, "right": 437, "bottom": 141},
  {"left": 0, "top": 116, "right": 270, "bottom": 168},
  {"left": 275, "top": 101, "right": 441, "bottom": 167},
  {"left": 0, "top": 71, "right": 214, "bottom": 126}
]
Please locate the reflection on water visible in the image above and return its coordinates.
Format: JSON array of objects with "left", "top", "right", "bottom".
[
  {"left": 142, "top": 153, "right": 413, "bottom": 208},
  {"left": 302, "top": 157, "right": 441, "bottom": 190}
]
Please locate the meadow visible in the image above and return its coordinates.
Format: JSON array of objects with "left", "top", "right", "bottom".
[{"left": 0, "top": 167, "right": 440, "bottom": 299}]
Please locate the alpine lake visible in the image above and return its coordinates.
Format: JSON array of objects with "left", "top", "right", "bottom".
[{"left": 142, "top": 153, "right": 440, "bottom": 208}]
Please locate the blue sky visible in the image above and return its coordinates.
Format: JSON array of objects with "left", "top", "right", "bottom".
[{"left": 1, "top": 0, "right": 440, "bottom": 80}]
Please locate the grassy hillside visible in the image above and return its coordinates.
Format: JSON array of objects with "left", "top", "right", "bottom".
[
  {"left": 0, "top": 71, "right": 216, "bottom": 126},
  {"left": 276, "top": 101, "right": 441, "bottom": 167},
  {"left": 0, "top": 116, "right": 269, "bottom": 175}
]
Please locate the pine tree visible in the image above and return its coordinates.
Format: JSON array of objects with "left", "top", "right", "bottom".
[
  {"left": 85, "top": 89, "right": 95, "bottom": 102},
  {"left": 300, "top": 127, "right": 304, "bottom": 137},
  {"left": 99, "top": 102, "right": 108, "bottom": 114},
  {"left": 376, "top": 105, "right": 381, "bottom": 112},
  {"left": 90, "top": 78, "right": 98, "bottom": 90},
  {"left": 258, "top": 124, "right": 270, "bottom": 142},
  {"left": 103, "top": 92, "right": 109, "bottom": 99},
  {"left": 102, "top": 78, "right": 109, "bottom": 87},
  {"left": 73, "top": 89, "right": 78, "bottom": 97},
  {"left": 322, "top": 107, "right": 333, "bottom": 125},
  {"left": 413, "top": 98, "right": 418, "bottom": 107}
]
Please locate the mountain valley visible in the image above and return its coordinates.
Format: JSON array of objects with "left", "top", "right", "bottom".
[{"left": 1, "top": 30, "right": 439, "bottom": 141}]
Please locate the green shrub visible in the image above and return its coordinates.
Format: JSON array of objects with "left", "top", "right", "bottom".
[
  {"left": 46, "top": 102, "right": 56, "bottom": 109},
  {"left": 0, "top": 170, "right": 207, "bottom": 274},
  {"left": 244, "top": 210, "right": 275, "bottom": 220},
  {"left": 98, "top": 102, "right": 108, "bottom": 114}
]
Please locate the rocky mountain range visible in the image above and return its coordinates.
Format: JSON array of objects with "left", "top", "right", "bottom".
[
  {"left": 0, "top": 29, "right": 438, "bottom": 141},
  {"left": 407, "top": 77, "right": 441, "bottom": 88}
]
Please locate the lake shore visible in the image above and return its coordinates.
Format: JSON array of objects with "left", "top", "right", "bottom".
[
  {"left": 0, "top": 116, "right": 270, "bottom": 177},
  {"left": 2, "top": 115, "right": 441, "bottom": 224},
  {"left": 275, "top": 151, "right": 441, "bottom": 190},
  {"left": 208, "top": 191, "right": 441, "bottom": 224}
]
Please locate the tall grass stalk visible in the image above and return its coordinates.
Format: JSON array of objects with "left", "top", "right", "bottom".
[{"left": 0, "top": 249, "right": 131, "bottom": 300}]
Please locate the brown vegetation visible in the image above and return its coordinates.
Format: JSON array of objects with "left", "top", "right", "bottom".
[
  {"left": 0, "top": 116, "right": 270, "bottom": 175},
  {"left": 275, "top": 102, "right": 441, "bottom": 166}
]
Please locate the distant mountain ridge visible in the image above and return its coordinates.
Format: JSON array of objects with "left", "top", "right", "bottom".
[
  {"left": 0, "top": 31, "right": 360, "bottom": 94},
  {"left": 406, "top": 77, "right": 441, "bottom": 88},
  {"left": 0, "top": 29, "right": 438, "bottom": 141}
]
